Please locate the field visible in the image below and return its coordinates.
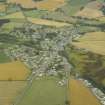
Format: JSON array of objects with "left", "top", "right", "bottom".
[
  {"left": 27, "top": 17, "right": 70, "bottom": 27},
  {"left": 75, "top": 7, "right": 103, "bottom": 19},
  {"left": 36, "top": 0, "right": 65, "bottom": 11},
  {"left": 72, "top": 32, "right": 105, "bottom": 56},
  {"left": 0, "top": 61, "right": 30, "bottom": 80},
  {"left": 7, "top": 0, "right": 65, "bottom": 11},
  {"left": 0, "top": 81, "right": 27, "bottom": 105},
  {"left": 7, "top": 0, "right": 36, "bottom": 8},
  {"left": 23, "top": 10, "right": 48, "bottom": 18},
  {"left": 0, "top": 51, "right": 10, "bottom": 63},
  {"left": 60, "top": 0, "right": 90, "bottom": 16},
  {"left": 0, "top": 3, "right": 6, "bottom": 12},
  {"left": 17, "top": 76, "right": 66, "bottom": 105},
  {"left": 1, "top": 12, "right": 25, "bottom": 19},
  {"left": 1, "top": 21, "right": 24, "bottom": 33},
  {"left": 69, "top": 79, "right": 101, "bottom": 105}
]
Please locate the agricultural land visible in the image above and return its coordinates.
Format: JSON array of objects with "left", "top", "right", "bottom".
[{"left": 0, "top": 0, "right": 105, "bottom": 105}]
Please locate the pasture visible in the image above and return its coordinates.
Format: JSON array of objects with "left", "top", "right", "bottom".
[
  {"left": 0, "top": 61, "right": 30, "bottom": 80},
  {"left": 18, "top": 76, "right": 66, "bottom": 105}
]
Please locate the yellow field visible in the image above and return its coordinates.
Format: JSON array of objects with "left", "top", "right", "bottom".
[
  {"left": 27, "top": 17, "right": 70, "bottom": 27},
  {"left": 0, "top": 61, "right": 30, "bottom": 80},
  {"left": 72, "top": 32, "right": 105, "bottom": 55},
  {"left": 7, "top": 0, "right": 35, "bottom": 8},
  {"left": 0, "top": 3, "right": 7, "bottom": 12},
  {"left": 7, "top": 0, "right": 65, "bottom": 11},
  {"left": 69, "top": 79, "right": 101, "bottom": 105},
  {"left": 75, "top": 7, "right": 103, "bottom": 19},
  {"left": 36, "top": 0, "right": 65, "bottom": 11},
  {"left": 0, "top": 81, "right": 27, "bottom": 105}
]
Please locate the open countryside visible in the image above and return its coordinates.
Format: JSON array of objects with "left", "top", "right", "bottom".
[{"left": 0, "top": 0, "right": 105, "bottom": 105}]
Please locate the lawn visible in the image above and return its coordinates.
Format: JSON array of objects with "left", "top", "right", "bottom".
[
  {"left": 0, "top": 51, "right": 10, "bottom": 63},
  {"left": 17, "top": 76, "right": 66, "bottom": 105}
]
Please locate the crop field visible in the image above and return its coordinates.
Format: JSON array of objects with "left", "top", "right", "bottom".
[
  {"left": 72, "top": 32, "right": 105, "bottom": 56},
  {"left": 0, "top": 51, "right": 10, "bottom": 63},
  {"left": 0, "top": 81, "right": 27, "bottom": 105},
  {"left": 7, "top": 0, "right": 65, "bottom": 11},
  {"left": 75, "top": 7, "right": 103, "bottom": 19},
  {"left": 27, "top": 17, "right": 70, "bottom": 27},
  {"left": 0, "top": 3, "right": 6, "bottom": 12},
  {"left": 36, "top": 0, "right": 65, "bottom": 11},
  {"left": 69, "top": 79, "right": 101, "bottom": 105},
  {"left": 0, "top": 61, "right": 30, "bottom": 80},
  {"left": 7, "top": 0, "right": 36, "bottom": 8},
  {"left": 18, "top": 76, "right": 66, "bottom": 105}
]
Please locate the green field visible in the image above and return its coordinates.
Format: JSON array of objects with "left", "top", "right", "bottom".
[
  {"left": 0, "top": 51, "right": 10, "bottom": 63},
  {"left": 23, "top": 10, "right": 48, "bottom": 18},
  {"left": 61, "top": 0, "right": 90, "bottom": 16},
  {"left": 18, "top": 76, "right": 66, "bottom": 105}
]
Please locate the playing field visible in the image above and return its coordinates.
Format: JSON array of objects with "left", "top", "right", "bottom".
[
  {"left": 69, "top": 79, "right": 101, "bottom": 105},
  {"left": 72, "top": 32, "right": 105, "bottom": 56},
  {"left": 17, "top": 76, "right": 66, "bottom": 105},
  {"left": 0, "top": 61, "right": 30, "bottom": 80},
  {"left": 27, "top": 17, "right": 70, "bottom": 27},
  {"left": 0, "top": 81, "right": 27, "bottom": 105}
]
